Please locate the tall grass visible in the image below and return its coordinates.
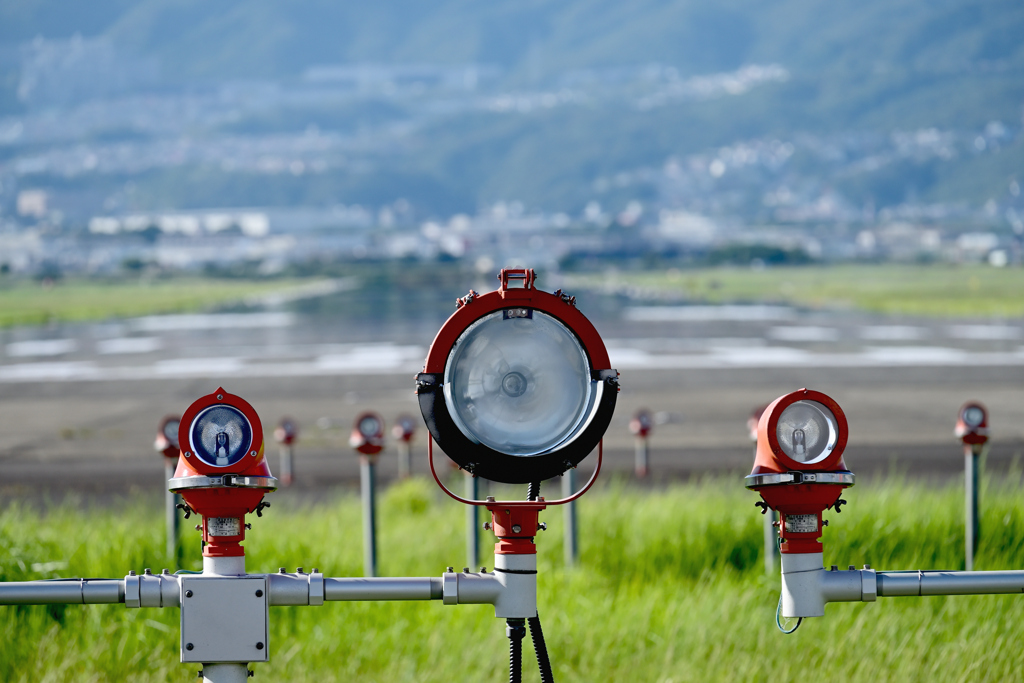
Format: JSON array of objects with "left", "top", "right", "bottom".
[{"left": 2, "top": 475, "right": 1024, "bottom": 681}]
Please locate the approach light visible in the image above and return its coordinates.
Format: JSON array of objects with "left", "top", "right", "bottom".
[
  {"left": 416, "top": 268, "right": 618, "bottom": 484},
  {"left": 746, "top": 388, "right": 853, "bottom": 555},
  {"left": 169, "top": 388, "right": 277, "bottom": 560},
  {"left": 629, "top": 409, "right": 653, "bottom": 439},
  {"left": 274, "top": 417, "right": 298, "bottom": 446},
  {"left": 350, "top": 411, "right": 385, "bottom": 456},
  {"left": 392, "top": 414, "right": 417, "bottom": 443},
  {"left": 747, "top": 404, "right": 769, "bottom": 443},
  {"left": 154, "top": 415, "right": 181, "bottom": 459},
  {"left": 955, "top": 401, "right": 989, "bottom": 446}
]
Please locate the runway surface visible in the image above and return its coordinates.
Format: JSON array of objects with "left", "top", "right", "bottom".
[{"left": 2, "top": 301, "right": 1024, "bottom": 504}]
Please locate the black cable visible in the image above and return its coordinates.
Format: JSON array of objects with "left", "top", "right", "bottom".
[
  {"left": 506, "top": 618, "right": 526, "bottom": 683},
  {"left": 528, "top": 615, "right": 555, "bottom": 683},
  {"left": 527, "top": 481, "right": 541, "bottom": 501}
]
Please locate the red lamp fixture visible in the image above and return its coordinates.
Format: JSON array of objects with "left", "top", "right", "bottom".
[
  {"left": 169, "top": 388, "right": 277, "bottom": 559},
  {"left": 392, "top": 414, "right": 417, "bottom": 443},
  {"left": 955, "top": 401, "right": 989, "bottom": 447},
  {"left": 629, "top": 409, "right": 653, "bottom": 439},
  {"left": 274, "top": 417, "right": 299, "bottom": 446},
  {"left": 154, "top": 415, "right": 181, "bottom": 459},
  {"left": 350, "top": 411, "right": 385, "bottom": 456},
  {"left": 745, "top": 388, "right": 853, "bottom": 554}
]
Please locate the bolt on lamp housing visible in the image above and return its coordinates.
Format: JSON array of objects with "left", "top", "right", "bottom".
[
  {"left": 955, "top": 401, "right": 989, "bottom": 447},
  {"left": 169, "top": 388, "right": 277, "bottom": 558},
  {"left": 416, "top": 268, "right": 618, "bottom": 484},
  {"left": 745, "top": 388, "right": 853, "bottom": 554}
]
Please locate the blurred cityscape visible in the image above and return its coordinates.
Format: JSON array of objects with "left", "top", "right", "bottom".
[{"left": 1, "top": 8, "right": 1023, "bottom": 278}]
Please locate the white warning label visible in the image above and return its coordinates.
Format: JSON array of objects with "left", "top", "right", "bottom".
[
  {"left": 208, "top": 517, "right": 242, "bottom": 537},
  {"left": 785, "top": 514, "right": 818, "bottom": 533}
]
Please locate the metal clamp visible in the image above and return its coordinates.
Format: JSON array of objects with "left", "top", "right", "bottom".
[
  {"left": 308, "top": 572, "right": 324, "bottom": 606},
  {"left": 124, "top": 574, "right": 140, "bottom": 608},
  {"left": 745, "top": 471, "right": 856, "bottom": 489},
  {"left": 169, "top": 475, "right": 279, "bottom": 491},
  {"left": 861, "top": 567, "right": 877, "bottom": 602}
]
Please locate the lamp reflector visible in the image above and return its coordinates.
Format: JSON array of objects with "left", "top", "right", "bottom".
[
  {"left": 775, "top": 400, "right": 837, "bottom": 465},
  {"left": 189, "top": 405, "right": 254, "bottom": 468},
  {"left": 443, "top": 309, "right": 592, "bottom": 457}
]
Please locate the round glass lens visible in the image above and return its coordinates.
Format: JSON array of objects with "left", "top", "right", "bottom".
[
  {"left": 163, "top": 419, "right": 180, "bottom": 447},
  {"left": 444, "top": 309, "right": 592, "bottom": 457},
  {"left": 189, "top": 405, "right": 253, "bottom": 468},
  {"left": 359, "top": 416, "right": 381, "bottom": 437},
  {"left": 963, "top": 406, "right": 984, "bottom": 428},
  {"left": 775, "top": 400, "right": 838, "bottom": 465}
]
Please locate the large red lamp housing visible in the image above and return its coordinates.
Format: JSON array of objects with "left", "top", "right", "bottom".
[{"left": 416, "top": 268, "right": 618, "bottom": 485}]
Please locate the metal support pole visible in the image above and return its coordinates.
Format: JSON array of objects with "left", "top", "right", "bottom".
[
  {"left": 763, "top": 509, "right": 779, "bottom": 575},
  {"left": 397, "top": 441, "right": 411, "bottom": 479},
  {"left": 634, "top": 437, "right": 649, "bottom": 478},
  {"left": 562, "top": 469, "right": 578, "bottom": 567},
  {"left": 466, "top": 474, "right": 480, "bottom": 569},
  {"left": 279, "top": 445, "right": 294, "bottom": 487},
  {"left": 965, "top": 444, "right": 981, "bottom": 571},
  {"left": 361, "top": 457, "right": 378, "bottom": 578},
  {"left": 164, "top": 459, "right": 180, "bottom": 566}
]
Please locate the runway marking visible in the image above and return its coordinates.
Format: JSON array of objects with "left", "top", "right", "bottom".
[
  {"left": 768, "top": 326, "right": 840, "bottom": 342},
  {"left": 623, "top": 305, "right": 796, "bottom": 321},
  {"left": 6, "top": 339, "right": 78, "bottom": 357},
  {"left": 129, "top": 312, "right": 294, "bottom": 332},
  {"left": 859, "top": 325, "right": 928, "bottom": 341},
  {"left": 96, "top": 337, "right": 163, "bottom": 355},
  {"left": 946, "top": 325, "right": 1022, "bottom": 340}
]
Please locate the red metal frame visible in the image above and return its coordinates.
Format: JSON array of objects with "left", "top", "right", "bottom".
[
  {"left": 422, "top": 268, "right": 611, "bottom": 375},
  {"left": 427, "top": 435, "right": 602, "bottom": 507}
]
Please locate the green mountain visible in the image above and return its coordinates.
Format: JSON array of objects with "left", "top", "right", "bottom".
[{"left": 1, "top": 0, "right": 1022, "bottom": 218}]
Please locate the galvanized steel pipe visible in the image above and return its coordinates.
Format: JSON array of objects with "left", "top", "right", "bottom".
[
  {"left": 0, "top": 579, "right": 124, "bottom": 605},
  {"left": 323, "top": 577, "right": 442, "bottom": 601},
  {"left": 877, "top": 570, "right": 1024, "bottom": 597}
]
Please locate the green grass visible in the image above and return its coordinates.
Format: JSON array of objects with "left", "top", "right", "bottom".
[
  {"left": 566, "top": 264, "right": 1024, "bottom": 317},
  {"left": 0, "top": 278, "right": 326, "bottom": 327},
  {"left": 4, "top": 474, "right": 1024, "bottom": 681}
]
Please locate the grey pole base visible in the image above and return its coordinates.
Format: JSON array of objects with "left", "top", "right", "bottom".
[
  {"left": 634, "top": 438, "right": 649, "bottom": 478},
  {"left": 965, "top": 446, "right": 981, "bottom": 571},
  {"left": 361, "top": 458, "right": 378, "bottom": 578}
]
